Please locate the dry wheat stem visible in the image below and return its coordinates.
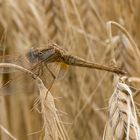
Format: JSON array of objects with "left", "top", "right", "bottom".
[
  {"left": 73, "top": 72, "right": 108, "bottom": 126},
  {"left": 0, "top": 63, "right": 41, "bottom": 83},
  {"left": 0, "top": 63, "right": 47, "bottom": 139},
  {"left": 0, "top": 63, "right": 67, "bottom": 140},
  {"left": 0, "top": 125, "right": 18, "bottom": 140},
  {"left": 71, "top": 0, "right": 96, "bottom": 59},
  {"left": 38, "top": 90, "right": 68, "bottom": 140},
  {"left": 106, "top": 21, "right": 140, "bottom": 60}
]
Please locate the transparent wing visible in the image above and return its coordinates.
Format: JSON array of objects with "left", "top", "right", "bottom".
[
  {"left": 38, "top": 63, "right": 56, "bottom": 89},
  {"left": 56, "top": 63, "right": 69, "bottom": 80},
  {"left": 38, "top": 62, "right": 68, "bottom": 90},
  {"left": 0, "top": 72, "right": 27, "bottom": 96},
  {"left": 0, "top": 59, "right": 68, "bottom": 96},
  {"left": 0, "top": 55, "right": 29, "bottom": 73},
  {"left": 0, "top": 59, "right": 42, "bottom": 96}
]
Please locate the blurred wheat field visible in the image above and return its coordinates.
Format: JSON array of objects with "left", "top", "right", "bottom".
[{"left": 0, "top": 0, "right": 140, "bottom": 140}]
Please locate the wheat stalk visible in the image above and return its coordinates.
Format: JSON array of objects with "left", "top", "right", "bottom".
[
  {"left": 104, "top": 76, "right": 140, "bottom": 140},
  {"left": 0, "top": 63, "right": 68, "bottom": 140},
  {"left": 105, "top": 21, "right": 140, "bottom": 75},
  {"left": 0, "top": 125, "right": 17, "bottom": 140},
  {"left": 36, "top": 86, "right": 69, "bottom": 140}
]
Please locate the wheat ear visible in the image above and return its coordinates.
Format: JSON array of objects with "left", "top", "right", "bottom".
[{"left": 104, "top": 77, "right": 140, "bottom": 140}]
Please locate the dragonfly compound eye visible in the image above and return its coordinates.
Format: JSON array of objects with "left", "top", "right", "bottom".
[{"left": 26, "top": 48, "right": 39, "bottom": 63}]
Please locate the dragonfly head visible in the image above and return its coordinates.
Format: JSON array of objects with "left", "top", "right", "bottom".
[
  {"left": 26, "top": 48, "right": 39, "bottom": 63},
  {"left": 26, "top": 47, "right": 56, "bottom": 63}
]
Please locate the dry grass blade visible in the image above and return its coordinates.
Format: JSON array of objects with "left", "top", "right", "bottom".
[
  {"left": 106, "top": 21, "right": 140, "bottom": 60},
  {"left": 106, "top": 21, "right": 140, "bottom": 75},
  {"left": 37, "top": 83, "right": 68, "bottom": 140},
  {"left": 0, "top": 125, "right": 18, "bottom": 140},
  {"left": 104, "top": 76, "right": 140, "bottom": 140}
]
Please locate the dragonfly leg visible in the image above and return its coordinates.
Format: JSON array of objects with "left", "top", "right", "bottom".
[
  {"left": 44, "top": 77, "right": 56, "bottom": 100},
  {"left": 44, "top": 64, "right": 56, "bottom": 99},
  {"left": 38, "top": 67, "right": 43, "bottom": 76},
  {"left": 33, "top": 65, "right": 44, "bottom": 77},
  {"left": 45, "top": 64, "right": 56, "bottom": 79}
]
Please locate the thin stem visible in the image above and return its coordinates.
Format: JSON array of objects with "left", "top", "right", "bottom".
[{"left": 0, "top": 63, "right": 46, "bottom": 91}]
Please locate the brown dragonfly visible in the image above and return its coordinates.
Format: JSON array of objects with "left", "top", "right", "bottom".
[{"left": 0, "top": 43, "right": 126, "bottom": 95}]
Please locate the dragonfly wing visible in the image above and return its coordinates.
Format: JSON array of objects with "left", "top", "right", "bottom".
[
  {"left": 0, "top": 55, "right": 28, "bottom": 73},
  {"left": 40, "top": 63, "right": 67, "bottom": 90},
  {"left": 0, "top": 68, "right": 16, "bottom": 74},
  {"left": 39, "top": 63, "right": 57, "bottom": 89},
  {"left": 0, "top": 59, "right": 41, "bottom": 96},
  {"left": 45, "top": 62, "right": 68, "bottom": 80},
  {"left": 45, "top": 62, "right": 60, "bottom": 78},
  {"left": 56, "top": 63, "right": 69, "bottom": 80},
  {"left": 0, "top": 72, "right": 28, "bottom": 96}
]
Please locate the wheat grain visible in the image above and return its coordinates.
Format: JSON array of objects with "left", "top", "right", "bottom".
[
  {"left": 104, "top": 76, "right": 140, "bottom": 140},
  {"left": 43, "top": 0, "right": 65, "bottom": 43}
]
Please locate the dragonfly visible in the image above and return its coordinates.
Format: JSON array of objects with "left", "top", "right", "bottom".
[{"left": 0, "top": 43, "right": 126, "bottom": 95}]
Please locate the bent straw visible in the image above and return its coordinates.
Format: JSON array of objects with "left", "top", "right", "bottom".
[{"left": 0, "top": 63, "right": 67, "bottom": 140}]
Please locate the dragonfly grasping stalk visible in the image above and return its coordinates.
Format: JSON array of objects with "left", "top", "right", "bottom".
[{"left": 26, "top": 43, "right": 126, "bottom": 75}]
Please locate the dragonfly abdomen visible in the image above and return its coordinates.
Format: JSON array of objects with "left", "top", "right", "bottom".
[
  {"left": 63, "top": 55, "right": 88, "bottom": 66},
  {"left": 62, "top": 55, "right": 126, "bottom": 75}
]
